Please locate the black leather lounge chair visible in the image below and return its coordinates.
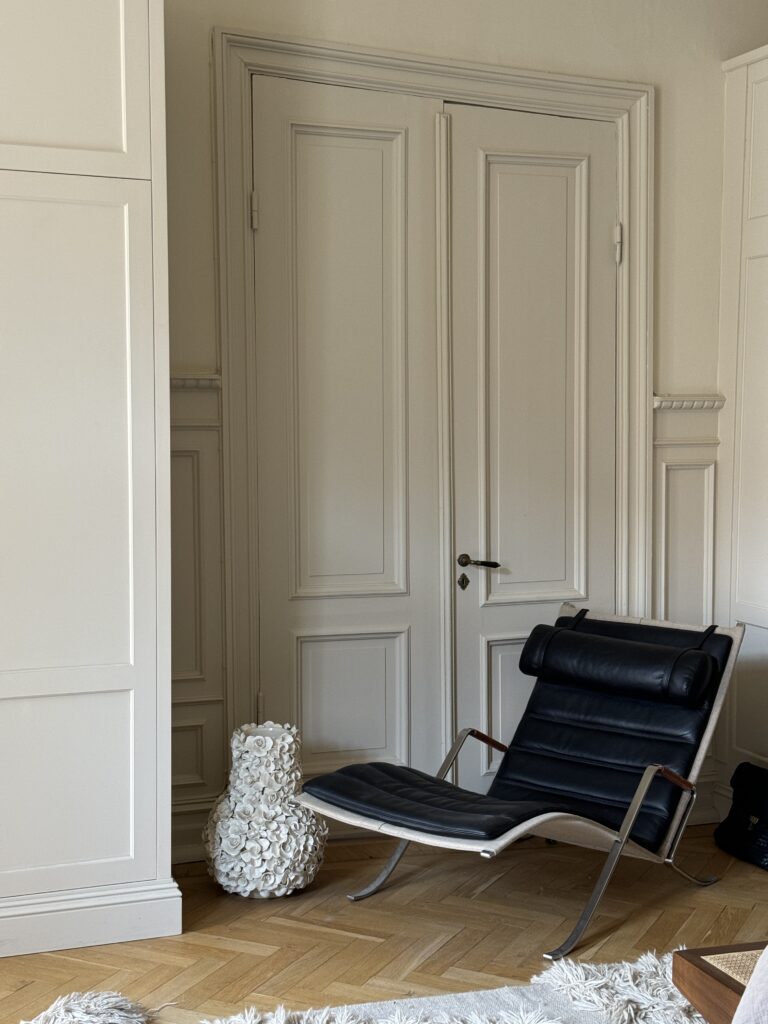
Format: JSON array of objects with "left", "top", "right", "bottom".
[{"left": 296, "top": 606, "right": 744, "bottom": 959}]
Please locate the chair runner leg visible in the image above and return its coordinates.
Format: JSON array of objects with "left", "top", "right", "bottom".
[
  {"left": 666, "top": 859, "right": 719, "bottom": 887},
  {"left": 347, "top": 838, "right": 410, "bottom": 901},
  {"left": 543, "top": 839, "right": 625, "bottom": 960}
]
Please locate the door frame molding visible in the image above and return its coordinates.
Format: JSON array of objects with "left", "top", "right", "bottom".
[{"left": 213, "top": 30, "right": 654, "bottom": 751}]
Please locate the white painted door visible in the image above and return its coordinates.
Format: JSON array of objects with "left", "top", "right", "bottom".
[
  {"left": 251, "top": 77, "right": 445, "bottom": 777},
  {"left": 447, "top": 103, "right": 619, "bottom": 793},
  {"left": 251, "top": 83, "right": 620, "bottom": 789}
]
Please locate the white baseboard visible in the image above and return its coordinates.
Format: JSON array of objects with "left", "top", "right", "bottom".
[{"left": 0, "top": 878, "right": 182, "bottom": 957}]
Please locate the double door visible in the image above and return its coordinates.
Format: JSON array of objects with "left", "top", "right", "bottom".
[{"left": 251, "top": 76, "right": 617, "bottom": 790}]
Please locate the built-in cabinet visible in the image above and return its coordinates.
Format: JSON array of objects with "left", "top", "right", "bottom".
[
  {"left": 714, "top": 43, "right": 768, "bottom": 809},
  {"left": 0, "top": 0, "right": 180, "bottom": 955}
]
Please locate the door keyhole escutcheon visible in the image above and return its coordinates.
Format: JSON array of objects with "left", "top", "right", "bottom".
[{"left": 457, "top": 573, "right": 470, "bottom": 590}]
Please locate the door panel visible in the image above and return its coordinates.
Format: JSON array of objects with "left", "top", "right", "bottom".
[
  {"left": 0, "top": 170, "right": 157, "bottom": 895},
  {"left": 484, "top": 156, "right": 585, "bottom": 604},
  {"left": 448, "top": 103, "right": 618, "bottom": 793},
  {"left": 290, "top": 124, "right": 406, "bottom": 597},
  {"left": 251, "top": 77, "right": 444, "bottom": 777},
  {"left": 0, "top": 0, "right": 151, "bottom": 178}
]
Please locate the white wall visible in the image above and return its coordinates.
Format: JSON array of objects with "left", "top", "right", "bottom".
[{"left": 164, "top": 0, "right": 768, "bottom": 391}]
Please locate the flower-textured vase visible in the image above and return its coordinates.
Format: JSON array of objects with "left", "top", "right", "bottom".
[{"left": 203, "top": 722, "right": 327, "bottom": 898}]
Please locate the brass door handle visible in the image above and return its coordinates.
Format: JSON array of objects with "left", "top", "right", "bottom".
[{"left": 457, "top": 553, "right": 501, "bottom": 569}]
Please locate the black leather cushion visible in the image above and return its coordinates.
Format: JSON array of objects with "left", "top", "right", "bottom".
[
  {"left": 488, "top": 682, "right": 710, "bottom": 849},
  {"left": 303, "top": 762, "right": 561, "bottom": 840},
  {"left": 520, "top": 624, "right": 716, "bottom": 707},
  {"left": 489, "top": 617, "right": 732, "bottom": 851}
]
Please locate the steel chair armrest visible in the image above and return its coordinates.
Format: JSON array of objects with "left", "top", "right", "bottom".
[{"left": 436, "top": 727, "right": 508, "bottom": 780}]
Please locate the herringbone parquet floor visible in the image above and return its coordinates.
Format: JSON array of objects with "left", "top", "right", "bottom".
[{"left": 3, "top": 827, "right": 768, "bottom": 1024}]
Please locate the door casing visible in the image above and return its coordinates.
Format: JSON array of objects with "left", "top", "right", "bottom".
[{"left": 214, "top": 32, "right": 654, "bottom": 759}]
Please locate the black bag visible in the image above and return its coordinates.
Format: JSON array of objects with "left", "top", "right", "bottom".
[{"left": 714, "top": 761, "right": 768, "bottom": 870}]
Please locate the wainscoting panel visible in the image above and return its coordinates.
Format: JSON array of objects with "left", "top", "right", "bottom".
[
  {"left": 172, "top": 701, "right": 227, "bottom": 803},
  {"left": 652, "top": 397, "right": 722, "bottom": 821},
  {"left": 481, "top": 634, "right": 533, "bottom": 778},
  {"left": 654, "top": 456, "right": 715, "bottom": 625},
  {"left": 171, "top": 431, "right": 225, "bottom": 704},
  {"left": 294, "top": 629, "right": 410, "bottom": 776},
  {"left": 170, "top": 379, "right": 227, "bottom": 861}
]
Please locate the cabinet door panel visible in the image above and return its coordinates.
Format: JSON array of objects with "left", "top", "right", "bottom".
[
  {"left": 0, "top": 171, "right": 157, "bottom": 895},
  {"left": 0, "top": 0, "right": 150, "bottom": 178}
]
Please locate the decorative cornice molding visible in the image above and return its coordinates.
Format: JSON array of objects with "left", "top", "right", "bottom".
[
  {"left": 653, "top": 393, "right": 726, "bottom": 411},
  {"left": 170, "top": 374, "right": 222, "bottom": 391},
  {"left": 219, "top": 31, "right": 653, "bottom": 118}
]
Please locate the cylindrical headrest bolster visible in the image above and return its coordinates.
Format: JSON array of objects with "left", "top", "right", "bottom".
[{"left": 519, "top": 624, "right": 714, "bottom": 707}]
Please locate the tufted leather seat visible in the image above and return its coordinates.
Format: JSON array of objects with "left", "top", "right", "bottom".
[
  {"left": 304, "top": 761, "right": 572, "bottom": 840},
  {"left": 303, "top": 614, "right": 732, "bottom": 853}
]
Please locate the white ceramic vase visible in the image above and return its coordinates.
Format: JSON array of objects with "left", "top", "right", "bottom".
[{"left": 203, "top": 722, "right": 328, "bottom": 898}]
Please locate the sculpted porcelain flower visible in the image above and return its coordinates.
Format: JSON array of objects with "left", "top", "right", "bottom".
[
  {"left": 247, "top": 733, "right": 274, "bottom": 754},
  {"left": 234, "top": 800, "right": 256, "bottom": 820},
  {"left": 204, "top": 722, "right": 327, "bottom": 898}
]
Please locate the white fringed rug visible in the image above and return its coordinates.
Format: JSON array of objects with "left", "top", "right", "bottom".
[{"left": 24, "top": 951, "right": 704, "bottom": 1024}]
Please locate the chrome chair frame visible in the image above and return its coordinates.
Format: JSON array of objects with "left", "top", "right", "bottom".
[
  {"left": 296, "top": 610, "right": 744, "bottom": 959},
  {"left": 345, "top": 727, "right": 505, "bottom": 904}
]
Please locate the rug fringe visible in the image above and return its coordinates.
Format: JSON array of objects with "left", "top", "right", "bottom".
[
  {"left": 207, "top": 1011, "right": 562, "bottom": 1024},
  {"left": 206, "top": 1007, "right": 566, "bottom": 1024},
  {"left": 532, "top": 950, "right": 704, "bottom": 1024},
  {"left": 23, "top": 950, "right": 701, "bottom": 1024}
]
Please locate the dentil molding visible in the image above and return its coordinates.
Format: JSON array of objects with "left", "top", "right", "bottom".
[
  {"left": 170, "top": 374, "right": 222, "bottom": 391},
  {"left": 653, "top": 393, "right": 726, "bottom": 411}
]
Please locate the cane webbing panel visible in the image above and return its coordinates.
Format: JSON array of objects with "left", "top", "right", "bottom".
[{"left": 701, "top": 948, "right": 762, "bottom": 987}]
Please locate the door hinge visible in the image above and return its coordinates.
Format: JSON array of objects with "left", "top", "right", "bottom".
[
  {"left": 256, "top": 690, "right": 265, "bottom": 722},
  {"left": 250, "top": 190, "right": 259, "bottom": 230},
  {"left": 614, "top": 222, "right": 623, "bottom": 265}
]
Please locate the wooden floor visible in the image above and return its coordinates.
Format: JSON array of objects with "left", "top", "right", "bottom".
[{"left": 3, "top": 827, "right": 768, "bottom": 1023}]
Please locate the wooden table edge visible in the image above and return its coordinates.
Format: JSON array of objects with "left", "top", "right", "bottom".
[
  {"left": 673, "top": 943, "right": 767, "bottom": 1024},
  {"left": 674, "top": 943, "right": 767, "bottom": 996}
]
